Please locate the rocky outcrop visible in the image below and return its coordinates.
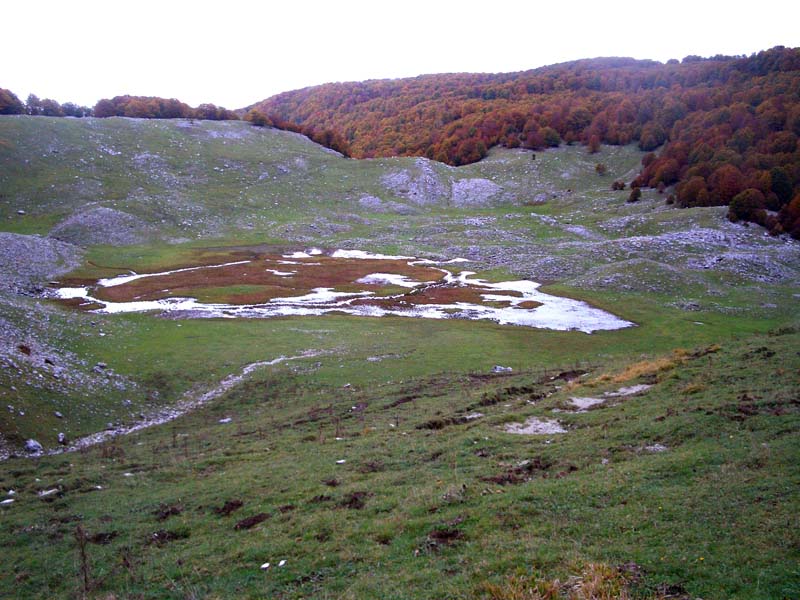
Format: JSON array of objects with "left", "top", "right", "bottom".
[
  {"left": 0, "top": 233, "right": 83, "bottom": 292},
  {"left": 49, "top": 207, "right": 154, "bottom": 247},
  {"left": 358, "top": 195, "right": 418, "bottom": 215},
  {"left": 381, "top": 159, "right": 451, "bottom": 205},
  {"left": 451, "top": 178, "right": 502, "bottom": 207}
]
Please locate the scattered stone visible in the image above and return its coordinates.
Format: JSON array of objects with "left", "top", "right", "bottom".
[
  {"left": 218, "top": 417, "right": 232, "bottom": 424},
  {"left": 381, "top": 159, "right": 450, "bottom": 205},
  {"left": 644, "top": 443, "right": 668, "bottom": 453},
  {"left": 17, "top": 210, "right": 26, "bottom": 215},
  {"left": 451, "top": 177, "right": 502, "bottom": 207},
  {"left": 491, "top": 365, "right": 513, "bottom": 373},
  {"left": 605, "top": 384, "right": 652, "bottom": 397},
  {"left": 38, "top": 488, "right": 59, "bottom": 497},
  {"left": 57, "top": 432, "right": 67, "bottom": 445},
  {"left": 49, "top": 207, "right": 154, "bottom": 247},
  {"left": 569, "top": 397, "right": 606, "bottom": 411},
  {"left": 260, "top": 562, "right": 270, "bottom": 570},
  {"left": 504, "top": 417, "right": 567, "bottom": 435},
  {"left": 0, "top": 499, "right": 14, "bottom": 506},
  {"left": 24, "top": 439, "right": 43, "bottom": 453}
]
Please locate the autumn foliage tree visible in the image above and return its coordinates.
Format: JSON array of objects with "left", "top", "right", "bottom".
[
  {"left": 0, "top": 88, "right": 25, "bottom": 114},
  {"left": 91, "top": 96, "right": 238, "bottom": 121},
  {"left": 246, "top": 47, "right": 799, "bottom": 235}
]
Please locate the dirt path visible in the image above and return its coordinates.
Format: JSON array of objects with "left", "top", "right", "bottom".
[{"left": 2, "top": 350, "right": 326, "bottom": 461}]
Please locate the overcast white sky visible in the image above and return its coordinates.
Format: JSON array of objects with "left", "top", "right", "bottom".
[{"left": 4, "top": 0, "right": 799, "bottom": 109}]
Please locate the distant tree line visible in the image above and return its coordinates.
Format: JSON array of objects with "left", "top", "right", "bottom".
[
  {"left": 0, "top": 89, "right": 92, "bottom": 117},
  {"left": 0, "top": 88, "right": 238, "bottom": 122},
  {"left": 93, "top": 95, "right": 238, "bottom": 120}
]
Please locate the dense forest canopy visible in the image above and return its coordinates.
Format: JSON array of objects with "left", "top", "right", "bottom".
[{"left": 249, "top": 47, "right": 800, "bottom": 237}]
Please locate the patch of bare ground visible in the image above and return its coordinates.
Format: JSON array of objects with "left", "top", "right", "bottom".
[
  {"left": 234, "top": 513, "right": 269, "bottom": 530},
  {"left": 212, "top": 499, "right": 244, "bottom": 516}
]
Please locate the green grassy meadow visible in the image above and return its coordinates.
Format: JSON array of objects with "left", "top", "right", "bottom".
[{"left": 0, "top": 116, "right": 798, "bottom": 598}]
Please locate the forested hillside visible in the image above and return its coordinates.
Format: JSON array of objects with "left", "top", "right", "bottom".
[{"left": 251, "top": 47, "right": 800, "bottom": 236}]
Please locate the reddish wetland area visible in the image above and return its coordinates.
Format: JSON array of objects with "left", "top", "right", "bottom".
[{"left": 52, "top": 248, "right": 634, "bottom": 333}]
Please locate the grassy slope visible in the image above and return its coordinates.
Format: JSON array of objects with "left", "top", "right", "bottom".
[
  {"left": 1, "top": 329, "right": 797, "bottom": 599},
  {"left": 0, "top": 116, "right": 798, "bottom": 598}
]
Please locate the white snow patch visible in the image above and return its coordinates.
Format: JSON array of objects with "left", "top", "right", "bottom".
[
  {"left": 270, "top": 287, "right": 372, "bottom": 305},
  {"left": 49, "top": 253, "right": 634, "bottom": 333},
  {"left": 331, "top": 249, "right": 415, "bottom": 260},
  {"left": 282, "top": 248, "right": 323, "bottom": 259},
  {"left": 98, "top": 260, "right": 251, "bottom": 287},
  {"left": 356, "top": 273, "right": 421, "bottom": 288}
]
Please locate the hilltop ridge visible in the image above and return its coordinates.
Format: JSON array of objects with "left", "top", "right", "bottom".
[{"left": 249, "top": 47, "right": 800, "bottom": 235}]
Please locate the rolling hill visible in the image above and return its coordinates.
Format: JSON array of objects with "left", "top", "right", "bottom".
[{"left": 0, "top": 75, "right": 798, "bottom": 598}]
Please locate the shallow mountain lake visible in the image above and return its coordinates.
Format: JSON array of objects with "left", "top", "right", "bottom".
[{"left": 51, "top": 248, "right": 634, "bottom": 333}]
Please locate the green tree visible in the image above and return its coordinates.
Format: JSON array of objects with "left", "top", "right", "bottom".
[
  {"left": 728, "top": 188, "right": 766, "bottom": 223},
  {"left": 541, "top": 126, "right": 561, "bottom": 147},
  {"left": 40, "top": 98, "right": 63, "bottom": 117},
  {"left": 25, "top": 93, "right": 42, "bottom": 115},
  {"left": 245, "top": 109, "right": 272, "bottom": 127},
  {"left": 769, "top": 167, "right": 793, "bottom": 208},
  {"left": 627, "top": 187, "right": 642, "bottom": 202}
]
